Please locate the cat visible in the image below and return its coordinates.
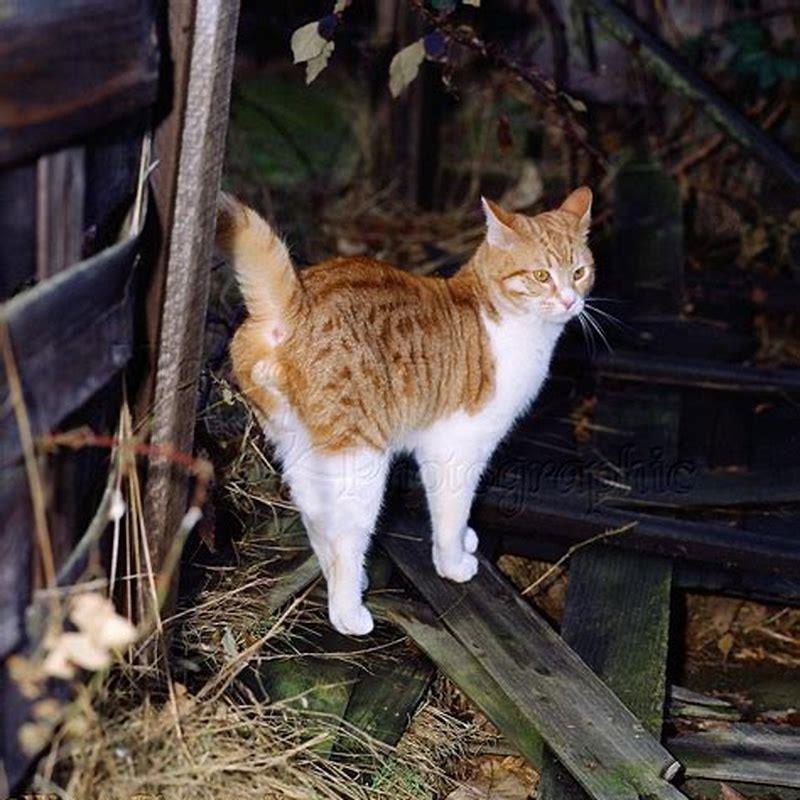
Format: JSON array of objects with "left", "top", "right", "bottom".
[{"left": 216, "top": 187, "right": 594, "bottom": 635}]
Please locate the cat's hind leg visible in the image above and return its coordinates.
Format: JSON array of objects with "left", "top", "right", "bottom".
[{"left": 286, "top": 447, "right": 390, "bottom": 636}]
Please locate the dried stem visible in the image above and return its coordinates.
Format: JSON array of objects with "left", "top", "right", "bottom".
[{"left": 1, "top": 323, "right": 56, "bottom": 587}]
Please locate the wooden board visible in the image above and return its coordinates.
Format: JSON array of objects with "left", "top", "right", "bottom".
[
  {"left": 670, "top": 724, "right": 800, "bottom": 789},
  {"left": 538, "top": 548, "right": 673, "bottom": 799},
  {"left": 371, "top": 595, "right": 546, "bottom": 768},
  {"left": 379, "top": 515, "right": 685, "bottom": 800},
  {"left": 142, "top": 0, "right": 240, "bottom": 569},
  {"left": 342, "top": 648, "right": 434, "bottom": 747},
  {"left": 0, "top": 0, "right": 159, "bottom": 166}
]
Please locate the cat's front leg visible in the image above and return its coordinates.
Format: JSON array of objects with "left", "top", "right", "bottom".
[{"left": 415, "top": 435, "right": 490, "bottom": 583}]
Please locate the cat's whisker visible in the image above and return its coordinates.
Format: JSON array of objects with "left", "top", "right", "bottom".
[
  {"left": 577, "top": 312, "right": 596, "bottom": 359},
  {"left": 581, "top": 309, "right": 613, "bottom": 354},
  {"left": 584, "top": 302, "right": 632, "bottom": 333}
]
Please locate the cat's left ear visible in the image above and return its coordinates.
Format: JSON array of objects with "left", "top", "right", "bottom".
[
  {"left": 560, "top": 187, "right": 592, "bottom": 233},
  {"left": 482, "top": 197, "right": 518, "bottom": 250}
]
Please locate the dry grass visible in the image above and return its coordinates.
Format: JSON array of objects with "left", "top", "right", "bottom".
[{"left": 28, "top": 380, "right": 496, "bottom": 800}]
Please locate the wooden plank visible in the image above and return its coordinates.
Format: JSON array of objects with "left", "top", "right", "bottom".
[
  {"left": 142, "top": 0, "right": 240, "bottom": 569},
  {"left": 370, "top": 595, "right": 545, "bottom": 767},
  {"left": 538, "top": 549, "right": 673, "bottom": 799},
  {"left": 0, "top": 164, "right": 36, "bottom": 301},
  {"left": 669, "top": 724, "right": 800, "bottom": 789},
  {"left": 35, "top": 148, "right": 85, "bottom": 280},
  {"left": 614, "top": 158, "right": 683, "bottom": 314},
  {"left": 379, "top": 515, "right": 685, "bottom": 800},
  {"left": 0, "top": 0, "right": 159, "bottom": 166},
  {"left": 0, "top": 227, "right": 141, "bottom": 464},
  {"left": 343, "top": 647, "right": 434, "bottom": 747},
  {"left": 470, "top": 488, "right": 800, "bottom": 577},
  {"left": 590, "top": 351, "right": 800, "bottom": 394}
]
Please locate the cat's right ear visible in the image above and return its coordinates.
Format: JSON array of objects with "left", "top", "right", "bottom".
[{"left": 482, "top": 197, "right": 517, "bottom": 250}]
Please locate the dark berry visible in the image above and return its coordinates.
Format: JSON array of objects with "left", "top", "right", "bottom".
[
  {"left": 318, "top": 14, "right": 338, "bottom": 41},
  {"left": 424, "top": 31, "right": 447, "bottom": 59}
]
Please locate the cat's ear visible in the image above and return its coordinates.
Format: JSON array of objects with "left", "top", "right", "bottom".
[
  {"left": 560, "top": 187, "right": 592, "bottom": 232},
  {"left": 482, "top": 197, "right": 517, "bottom": 250}
]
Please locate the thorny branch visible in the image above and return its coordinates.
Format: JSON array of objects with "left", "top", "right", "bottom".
[{"left": 407, "top": 0, "right": 608, "bottom": 170}]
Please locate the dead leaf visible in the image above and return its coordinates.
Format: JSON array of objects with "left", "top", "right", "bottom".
[
  {"left": 721, "top": 784, "right": 747, "bottom": 800},
  {"left": 718, "top": 632, "right": 735, "bottom": 660},
  {"left": 497, "top": 114, "right": 513, "bottom": 154},
  {"left": 32, "top": 698, "right": 62, "bottom": 721},
  {"left": 70, "top": 593, "right": 137, "bottom": 650},
  {"left": 563, "top": 92, "right": 587, "bottom": 113},
  {"left": 500, "top": 159, "right": 543, "bottom": 211},
  {"left": 334, "top": 0, "right": 351, "bottom": 11},
  {"left": 463, "top": 0, "right": 481, "bottom": 6},
  {"left": 18, "top": 722, "right": 50, "bottom": 757},
  {"left": 389, "top": 39, "right": 426, "bottom": 98},
  {"left": 291, "top": 21, "right": 327, "bottom": 64},
  {"left": 306, "top": 41, "right": 335, "bottom": 84},
  {"left": 57, "top": 632, "right": 111, "bottom": 672}
]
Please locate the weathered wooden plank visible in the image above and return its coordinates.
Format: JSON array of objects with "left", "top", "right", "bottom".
[
  {"left": 0, "top": 164, "right": 36, "bottom": 301},
  {"left": 669, "top": 724, "right": 800, "bottom": 789},
  {"left": 142, "top": 0, "right": 240, "bottom": 569},
  {"left": 0, "top": 225, "right": 142, "bottom": 465},
  {"left": 35, "top": 148, "right": 85, "bottom": 280},
  {"left": 590, "top": 351, "right": 800, "bottom": 394},
  {"left": 538, "top": 549, "right": 673, "bottom": 799},
  {"left": 0, "top": 0, "right": 159, "bottom": 166},
  {"left": 470, "top": 488, "right": 800, "bottom": 577},
  {"left": 379, "top": 516, "right": 685, "bottom": 800},
  {"left": 343, "top": 645, "right": 434, "bottom": 747},
  {"left": 614, "top": 158, "right": 684, "bottom": 314},
  {"left": 370, "top": 595, "right": 545, "bottom": 767}
]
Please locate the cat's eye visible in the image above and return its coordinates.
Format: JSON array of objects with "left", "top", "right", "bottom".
[
  {"left": 533, "top": 269, "right": 550, "bottom": 283},
  {"left": 573, "top": 266, "right": 586, "bottom": 280}
]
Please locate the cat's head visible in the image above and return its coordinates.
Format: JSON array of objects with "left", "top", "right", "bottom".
[{"left": 482, "top": 187, "right": 594, "bottom": 323}]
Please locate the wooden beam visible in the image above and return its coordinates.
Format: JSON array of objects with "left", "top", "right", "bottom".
[
  {"left": 379, "top": 515, "right": 685, "bottom": 800},
  {"left": 470, "top": 488, "right": 800, "bottom": 577},
  {"left": 538, "top": 549, "right": 673, "bottom": 799},
  {"left": 142, "top": 0, "right": 240, "bottom": 569},
  {"left": 0, "top": 0, "right": 159, "bottom": 167}
]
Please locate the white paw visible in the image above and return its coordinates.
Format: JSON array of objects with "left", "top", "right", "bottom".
[
  {"left": 359, "top": 569, "right": 369, "bottom": 593},
  {"left": 463, "top": 526, "right": 479, "bottom": 554},
  {"left": 434, "top": 548, "right": 479, "bottom": 583},
  {"left": 329, "top": 603, "right": 374, "bottom": 637}
]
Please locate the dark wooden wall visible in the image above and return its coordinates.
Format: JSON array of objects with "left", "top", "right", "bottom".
[{"left": 0, "top": 0, "right": 159, "bottom": 791}]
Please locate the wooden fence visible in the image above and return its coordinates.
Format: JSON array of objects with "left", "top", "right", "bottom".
[{"left": 0, "top": 1, "right": 239, "bottom": 791}]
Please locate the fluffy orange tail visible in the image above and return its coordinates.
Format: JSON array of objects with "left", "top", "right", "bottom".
[{"left": 215, "top": 193, "right": 299, "bottom": 325}]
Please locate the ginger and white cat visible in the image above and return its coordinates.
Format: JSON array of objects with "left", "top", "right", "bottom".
[{"left": 216, "top": 188, "right": 594, "bottom": 635}]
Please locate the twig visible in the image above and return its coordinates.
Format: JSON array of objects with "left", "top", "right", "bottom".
[
  {"left": 55, "top": 460, "right": 118, "bottom": 587},
  {"left": 521, "top": 521, "right": 636, "bottom": 595},
  {"left": 407, "top": 0, "right": 608, "bottom": 170},
  {"left": 1, "top": 323, "right": 56, "bottom": 587}
]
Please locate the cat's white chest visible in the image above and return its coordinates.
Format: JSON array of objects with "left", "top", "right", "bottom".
[{"left": 478, "top": 309, "right": 563, "bottom": 435}]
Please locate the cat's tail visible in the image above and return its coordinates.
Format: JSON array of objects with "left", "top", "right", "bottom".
[{"left": 215, "top": 192, "right": 300, "bottom": 325}]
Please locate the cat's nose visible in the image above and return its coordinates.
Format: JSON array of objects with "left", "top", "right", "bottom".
[{"left": 560, "top": 293, "right": 576, "bottom": 310}]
